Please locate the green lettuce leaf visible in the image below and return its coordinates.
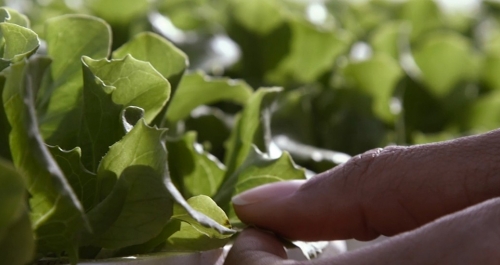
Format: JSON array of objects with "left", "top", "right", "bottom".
[
  {"left": 84, "top": 165, "right": 174, "bottom": 249},
  {"left": 343, "top": 54, "right": 403, "bottom": 122},
  {"left": 215, "top": 146, "right": 306, "bottom": 217},
  {"left": 87, "top": 0, "right": 150, "bottom": 24},
  {"left": 0, "top": 22, "right": 38, "bottom": 61},
  {"left": 48, "top": 146, "right": 97, "bottom": 212},
  {"left": 84, "top": 119, "right": 173, "bottom": 248},
  {"left": 267, "top": 19, "right": 353, "bottom": 84},
  {"left": 164, "top": 195, "right": 232, "bottom": 251},
  {"left": 184, "top": 106, "right": 232, "bottom": 160},
  {"left": 112, "top": 32, "right": 188, "bottom": 91},
  {"left": 79, "top": 55, "right": 171, "bottom": 171},
  {"left": 171, "top": 195, "right": 232, "bottom": 239},
  {"left": 2, "top": 58, "right": 87, "bottom": 263},
  {"left": 0, "top": 160, "right": 34, "bottom": 265},
  {"left": 399, "top": 0, "right": 442, "bottom": 40},
  {"left": 82, "top": 55, "right": 171, "bottom": 123},
  {"left": 370, "top": 21, "right": 401, "bottom": 60},
  {"left": 413, "top": 32, "right": 476, "bottom": 97},
  {"left": 0, "top": 76, "right": 8, "bottom": 160},
  {"left": 78, "top": 57, "right": 124, "bottom": 171},
  {"left": 224, "top": 87, "right": 282, "bottom": 175},
  {"left": 113, "top": 32, "right": 188, "bottom": 126},
  {"left": 39, "top": 14, "right": 111, "bottom": 150},
  {"left": 0, "top": 8, "right": 39, "bottom": 71},
  {"left": 166, "top": 71, "right": 252, "bottom": 123},
  {"left": 166, "top": 131, "right": 225, "bottom": 198},
  {"left": 229, "top": 0, "right": 285, "bottom": 35},
  {"left": 97, "top": 118, "right": 168, "bottom": 196},
  {"left": 481, "top": 54, "right": 500, "bottom": 91},
  {"left": 1, "top": 7, "right": 29, "bottom": 27},
  {"left": 465, "top": 90, "right": 500, "bottom": 132}
]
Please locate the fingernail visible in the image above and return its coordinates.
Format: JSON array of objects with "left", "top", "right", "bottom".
[{"left": 232, "top": 180, "right": 305, "bottom": 206}]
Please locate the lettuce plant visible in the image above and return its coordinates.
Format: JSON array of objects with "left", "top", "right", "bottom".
[{"left": 0, "top": 8, "right": 306, "bottom": 264}]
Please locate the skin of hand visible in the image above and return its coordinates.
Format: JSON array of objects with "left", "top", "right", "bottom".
[{"left": 224, "top": 129, "right": 500, "bottom": 264}]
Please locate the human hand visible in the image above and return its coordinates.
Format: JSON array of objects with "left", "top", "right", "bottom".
[
  {"left": 224, "top": 130, "right": 500, "bottom": 264},
  {"left": 226, "top": 199, "right": 500, "bottom": 264}
]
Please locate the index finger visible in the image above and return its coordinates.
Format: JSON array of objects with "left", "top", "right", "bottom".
[{"left": 232, "top": 129, "right": 500, "bottom": 241}]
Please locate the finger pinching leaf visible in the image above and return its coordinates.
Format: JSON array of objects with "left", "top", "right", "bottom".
[{"left": 164, "top": 195, "right": 232, "bottom": 251}]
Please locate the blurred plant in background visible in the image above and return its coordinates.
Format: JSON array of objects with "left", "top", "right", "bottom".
[{"left": 9, "top": 0, "right": 496, "bottom": 173}]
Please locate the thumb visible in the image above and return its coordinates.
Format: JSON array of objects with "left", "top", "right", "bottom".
[{"left": 224, "top": 228, "right": 291, "bottom": 265}]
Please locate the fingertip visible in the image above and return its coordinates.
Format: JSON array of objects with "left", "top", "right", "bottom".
[
  {"left": 230, "top": 169, "right": 369, "bottom": 241},
  {"left": 231, "top": 180, "right": 306, "bottom": 206},
  {"left": 231, "top": 180, "right": 307, "bottom": 237},
  {"left": 231, "top": 180, "right": 308, "bottom": 237}
]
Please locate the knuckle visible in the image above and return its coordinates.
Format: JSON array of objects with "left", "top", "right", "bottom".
[
  {"left": 340, "top": 146, "right": 408, "bottom": 239},
  {"left": 344, "top": 146, "right": 406, "bottom": 177},
  {"left": 342, "top": 146, "right": 407, "bottom": 192}
]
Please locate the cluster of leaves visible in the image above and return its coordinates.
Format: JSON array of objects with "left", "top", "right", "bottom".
[
  {"left": 0, "top": 7, "right": 307, "bottom": 265},
  {"left": 14, "top": 0, "right": 500, "bottom": 173}
]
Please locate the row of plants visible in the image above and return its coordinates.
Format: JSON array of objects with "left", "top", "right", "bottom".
[
  {"left": 9, "top": 0, "right": 500, "bottom": 169},
  {"left": 3, "top": 0, "right": 500, "bottom": 264}
]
